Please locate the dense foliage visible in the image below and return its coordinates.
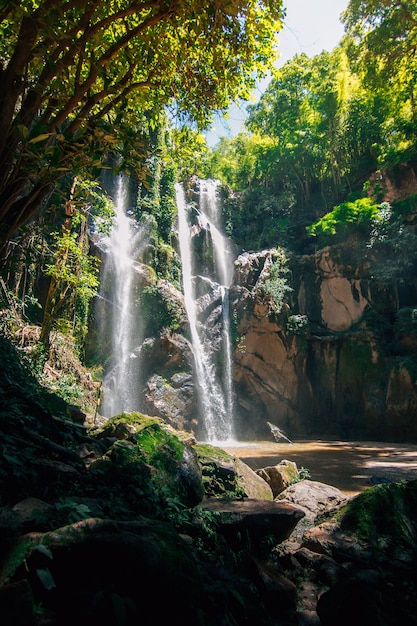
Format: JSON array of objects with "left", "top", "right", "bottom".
[
  {"left": 0, "top": 0, "right": 283, "bottom": 249},
  {"left": 207, "top": 0, "right": 417, "bottom": 253}
]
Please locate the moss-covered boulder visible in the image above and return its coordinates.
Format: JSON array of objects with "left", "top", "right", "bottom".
[
  {"left": 194, "top": 443, "right": 273, "bottom": 500},
  {"left": 339, "top": 479, "right": 417, "bottom": 558},
  {"left": 90, "top": 412, "right": 204, "bottom": 508}
]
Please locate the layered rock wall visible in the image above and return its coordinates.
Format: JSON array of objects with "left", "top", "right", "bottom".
[{"left": 231, "top": 247, "right": 417, "bottom": 442}]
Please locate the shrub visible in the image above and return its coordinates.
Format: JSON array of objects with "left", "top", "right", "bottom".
[{"left": 306, "top": 197, "right": 382, "bottom": 242}]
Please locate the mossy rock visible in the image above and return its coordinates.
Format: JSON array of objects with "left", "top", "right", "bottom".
[
  {"left": 5, "top": 518, "right": 205, "bottom": 624},
  {"left": 90, "top": 411, "right": 164, "bottom": 439},
  {"left": 91, "top": 412, "right": 204, "bottom": 508},
  {"left": 340, "top": 480, "right": 417, "bottom": 558},
  {"left": 194, "top": 444, "right": 273, "bottom": 501}
]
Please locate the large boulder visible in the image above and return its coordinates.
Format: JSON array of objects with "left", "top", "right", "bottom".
[
  {"left": 194, "top": 443, "right": 274, "bottom": 500},
  {"left": 275, "top": 480, "right": 417, "bottom": 625},
  {"left": 200, "top": 498, "right": 305, "bottom": 555},
  {"left": 91, "top": 412, "right": 204, "bottom": 508},
  {"left": 6, "top": 518, "right": 205, "bottom": 626},
  {"left": 144, "top": 373, "right": 197, "bottom": 433},
  {"left": 256, "top": 460, "right": 299, "bottom": 498},
  {"left": 277, "top": 480, "right": 351, "bottom": 549}
]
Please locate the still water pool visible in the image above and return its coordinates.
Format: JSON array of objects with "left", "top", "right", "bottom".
[{"left": 222, "top": 440, "right": 417, "bottom": 496}]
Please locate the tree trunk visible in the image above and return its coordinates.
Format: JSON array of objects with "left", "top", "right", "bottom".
[{"left": 39, "top": 179, "right": 77, "bottom": 354}]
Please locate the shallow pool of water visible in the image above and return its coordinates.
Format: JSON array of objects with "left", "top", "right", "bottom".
[{"left": 221, "top": 440, "right": 417, "bottom": 496}]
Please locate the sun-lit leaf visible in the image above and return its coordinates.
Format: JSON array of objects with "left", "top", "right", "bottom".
[{"left": 28, "top": 133, "right": 52, "bottom": 144}]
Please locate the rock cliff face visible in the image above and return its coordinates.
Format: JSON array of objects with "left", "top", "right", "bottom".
[{"left": 231, "top": 245, "right": 417, "bottom": 442}]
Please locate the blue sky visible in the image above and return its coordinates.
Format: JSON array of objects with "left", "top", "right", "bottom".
[{"left": 205, "top": 0, "right": 349, "bottom": 146}]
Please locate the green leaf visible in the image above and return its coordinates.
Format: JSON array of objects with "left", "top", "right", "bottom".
[
  {"left": 36, "top": 568, "right": 56, "bottom": 590},
  {"left": 28, "top": 133, "right": 52, "bottom": 144},
  {"left": 16, "top": 125, "right": 29, "bottom": 139},
  {"left": 34, "top": 544, "right": 53, "bottom": 560}
]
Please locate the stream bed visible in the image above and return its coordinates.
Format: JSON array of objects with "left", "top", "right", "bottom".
[{"left": 223, "top": 440, "right": 417, "bottom": 496}]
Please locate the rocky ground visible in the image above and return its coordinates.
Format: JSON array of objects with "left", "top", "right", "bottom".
[{"left": 1, "top": 334, "right": 417, "bottom": 625}]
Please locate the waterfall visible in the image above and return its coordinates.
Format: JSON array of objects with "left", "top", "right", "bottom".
[
  {"left": 98, "top": 175, "right": 146, "bottom": 417},
  {"left": 175, "top": 180, "right": 236, "bottom": 443}
]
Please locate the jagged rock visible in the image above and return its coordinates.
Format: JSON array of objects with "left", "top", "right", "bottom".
[
  {"left": 296, "top": 580, "right": 322, "bottom": 624},
  {"left": 141, "top": 332, "right": 194, "bottom": 375},
  {"left": 252, "top": 559, "right": 297, "bottom": 615},
  {"left": 256, "top": 460, "right": 298, "bottom": 498},
  {"left": 0, "top": 498, "right": 56, "bottom": 533},
  {"left": 277, "top": 480, "right": 351, "bottom": 549},
  {"left": 316, "top": 567, "right": 413, "bottom": 626},
  {"left": 200, "top": 498, "right": 305, "bottom": 555},
  {"left": 233, "top": 249, "right": 283, "bottom": 291},
  {"left": 195, "top": 443, "right": 273, "bottom": 500},
  {"left": 301, "top": 520, "right": 371, "bottom": 564},
  {"left": 144, "top": 373, "right": 196, "bottom": 432},
  {"left": 293, "top": 547, "right": 347, "bottom": 587}
]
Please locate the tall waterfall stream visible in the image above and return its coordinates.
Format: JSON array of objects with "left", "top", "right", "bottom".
[
  {"left": 97, "top": 176, "right": 237, "bottom": 442},
  {"left": 98, "top": 176, "right": 147, "bottom": 417},
  {"left": 176, "top": 180, "right": 236, "bottom": 442}
]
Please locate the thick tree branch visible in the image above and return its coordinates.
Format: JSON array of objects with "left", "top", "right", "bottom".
[{"left": 51, "top": 5, "right": 177, "bottom": 129}]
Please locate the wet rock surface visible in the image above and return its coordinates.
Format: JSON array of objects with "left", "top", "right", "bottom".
[{"left": 231, "top": 247, "right": 417, "bottom": 443}]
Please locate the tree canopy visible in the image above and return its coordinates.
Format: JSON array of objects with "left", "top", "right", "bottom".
[
  {"left": 0, "top": 0, "right": 283, "bottom": 249},
  {"left": 206, "top": 0, "right": 417, "bottom": 252}
]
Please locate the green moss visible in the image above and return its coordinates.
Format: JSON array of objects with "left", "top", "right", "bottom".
[
  {"left": 89, "top": 411, "right": 164, "bottom": 438},
  {"left": 141, "top": 283, "right": 185, "bottom": 335},
  {"left": 340, "top": 481, "right": 417, "bottom": 555},
  {"left": 0, "top": 536, "right": 36, "bottom": 583},
  {"left": 110, "top": 411, "right": 162, "bottom": 427},
  {"left": 194, "top": 443, "right": 233, "bottom": 463},
  {"left": 133, "top": 423, "right": 184, "bottom": 465}
]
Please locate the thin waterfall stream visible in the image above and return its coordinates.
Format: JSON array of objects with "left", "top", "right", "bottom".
[
  {"left": 97, "top": 175, "right": 147, "bottom": 417},
  {"left": 175, "top": 180, "right": 236, "bottom": 443}
]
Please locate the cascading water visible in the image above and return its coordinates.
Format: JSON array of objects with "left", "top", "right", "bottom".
[
  {"left": 175, "top": 180, "right": 236, "bottom": 443},
  {"left": 97, "top": 175, "right": 147, "bottom": 417}
]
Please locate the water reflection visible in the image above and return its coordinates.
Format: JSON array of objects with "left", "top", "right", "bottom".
[{"left": 222, "top": 440, "right": 417, "bottom": 496}]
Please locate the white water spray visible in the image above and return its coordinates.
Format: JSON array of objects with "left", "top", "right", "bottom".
[
  {"left": 98, "top": 176, "right": 146, "bottom": 417},
  {"left": 175, "top": 180, "right": 236, "bottom": 442}
]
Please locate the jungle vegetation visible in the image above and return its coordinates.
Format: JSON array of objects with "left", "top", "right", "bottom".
[
  {"left": 0, "top": 0, "right": 283, "bottom": 354},
  {"left": 206, "top": 0, "right": 417, "bottom": 253}
]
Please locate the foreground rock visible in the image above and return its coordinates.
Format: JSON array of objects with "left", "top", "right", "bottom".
[
  {"left": 273, "top": 479, "right": 417, "bottom": 625},
  {"left": 4, "top": 518, "right": 204, "bottom": 626},
  {"left": 277, "top": 480, "right": 351, "bottom": 548},
  {"left": 2, "top": 336, "right": 417, "bottom": 625},
  {"left": 201, "top": 498, "right": 305, "bottom": 555}
]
